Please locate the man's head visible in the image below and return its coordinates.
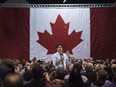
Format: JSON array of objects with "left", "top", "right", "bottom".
[
  {"left": 56, "top": 44, "right": 63, "bottom": 53},
  {"left": 3, "top": 73, "right": 23, "bottom": 87},
  {"left": 32, "top": 66, "right": 44, "bottom": 80},
  {"left": 56, "top": 67, "right": 66, "bottom": 80},
  {"left": 97, "top": 70, "right": 108, "bottom": 80}
]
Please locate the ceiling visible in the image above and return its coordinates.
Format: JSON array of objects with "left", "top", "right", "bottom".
[{"left": 0, "top": 0, "right": 116, "bottom": 4}]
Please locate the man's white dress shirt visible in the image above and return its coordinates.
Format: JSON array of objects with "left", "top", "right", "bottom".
[{"left": 52, "top": 51, "right": 68, "bottom": 69}]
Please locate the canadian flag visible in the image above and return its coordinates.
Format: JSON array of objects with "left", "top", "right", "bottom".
[
  {"left": 0, "top": 7, "right": 116, "bottom": 61},
  {"left": 30, "top": 8, "right": 90, "bottom": 61}
]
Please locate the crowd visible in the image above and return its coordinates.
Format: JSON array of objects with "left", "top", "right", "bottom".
[{"left": 0, "top": 57, "right": 116, "bottom": 87}]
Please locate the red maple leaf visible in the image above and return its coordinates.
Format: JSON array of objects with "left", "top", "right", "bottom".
[{"left": 37, "top": 15, "right": 83, "bottom": 54}]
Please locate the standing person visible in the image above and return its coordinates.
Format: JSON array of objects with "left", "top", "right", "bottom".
[
  {"left": 63, "top": 67, "right": 85, "bottom": 87},
  {"left": 52, "top": 44, "right": 68, "bottom": 69}
]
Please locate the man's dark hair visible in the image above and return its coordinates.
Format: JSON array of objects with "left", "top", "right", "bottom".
[
  {"left": 97, "top": 70, "right": 108, "bottom": 80},
  {"left": 73, "top": 63, "right": 82, "bottom": 72},
  {"left": 56, "top": 44, "right": 63, "bottom": 48},
  {"left": 23, "top": 70, "right": 33, "bottom": 81},
  {"left": 69, "top": 68, "right": 84, "bottom": 87},
  {"left": 32, "top": 66, "right": 44, "bottom": 80}
]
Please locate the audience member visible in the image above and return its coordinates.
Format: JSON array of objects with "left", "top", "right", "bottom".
[{"left": 3, "top": 73, "right": 23, "bottom": 87}]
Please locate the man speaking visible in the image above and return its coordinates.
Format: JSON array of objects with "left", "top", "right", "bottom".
[{"left": 52, "top": 44, "right": 68, "bottom": 69}]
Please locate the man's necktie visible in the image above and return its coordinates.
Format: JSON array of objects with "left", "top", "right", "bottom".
[{"left": 60, "top": 53, "right": 64, "bottom": 68}]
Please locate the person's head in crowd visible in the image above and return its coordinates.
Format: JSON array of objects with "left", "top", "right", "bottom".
[
  {"left": 75, "top": 59, "right": 79, "bottom": 63},
  {"left": 0, "top": 59, "right": 16, "bottom": 80},
  {"left": 69, "top": 68, "right": 84, "bottom": 87},
  {"left": 66, "top": 50, "right": 69, "bottom": 53},
  {"left": 38, "top": 60, "right": 44, "bottom": 68},
  {"left": 15, "top": 63, "right": 23, "bottom": 74},
  {"left": 20, "top": 59, "right": 26, "bottom": 67},
  {"left": 106, "top": 58, "right": 110, "bottom": 63},
  {"left": 91, "top": 70, "right": 108, "bottom": 87},
  {"left": 82, "top": 61, "right": 87, "bottom": 69},
  {"left": 32, "top": 57, "right": 36, "bottom": 62},
  {"left": 105, "top": 62, "right": 111, "bottom": 67},
  {"left": 69, "top": 64, "right": 74, "bottom": 71},
  {"left": 96, "top": 70, "right": 108, "bottom": 80},
  {"left": 30, "top": 63, "right": 35, "bottom": 70},
  {"left": 55, "top": 67, "right": 66, "bottom": 80},
  {"left": 111, "top": 64, "right": 116, "bottom": 74},
  {"left": 0, "top": 63, "right": 11, "bottom": 80},
  {"left": 56, "top": 44, "right": 63, "bottom": 53},
  {"left": 32, "top": 65, "right": 44, "bottom": 80},
  {"left": 24, "top": 62, "right": 30, "bottom": 70},
  {"left": 66, "top": 51, "right": 70, "bottom": 56},
  {"left": 14, "top": 60, "right": 21, "bottom": 66},
  {"left": 87, "top": 59, "right": 91, "bottom": 63},
  {"left": 95, "top": 63, "right": 104, "bottom": 71},
  {"left": 111, "top": 59, "right": 116, "bottom": 64},
  {"left": 104, "top": 64, "right": 114, "bottom": 81},
  {"left": 73, "top": 62, "right": 82, "bottom": 72},
  {"left": 85, "top": 63, "right": 93, "bottom": 72},
  {"left": 96, "top": 60, "right": 103, "bottom": 64},
  {"left": 2, "top": 59, "right": 16, "bottom": 72},
  {"left": 90, "top": 57, "right": 93, "bottom": 61},
  {"left": 3, "top": 73, "right": 23, "bottom": 87},
  {"left": 101, "top": 59, "right": 105, "bottom": 63},
  {"left": 23, "top": 70, "right": 33, "bottom": 82},
  {"left": 46, "top": 61, "right": 51, "bottom": 66},
  {"left": 78, "top": 59, "right": 82, "bottom": 64},
  {"left": 111, "top": 63, "right": 116, "bottom": 68}
]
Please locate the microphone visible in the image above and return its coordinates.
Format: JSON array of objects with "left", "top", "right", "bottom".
[
  {"left": 60, "top": 53, "right": 64, "bottom": 67},
  {"left": 60, "top": 53, "right": 63, "bottom": 56}
]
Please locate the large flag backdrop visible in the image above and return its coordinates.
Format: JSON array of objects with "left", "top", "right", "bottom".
[
  {"left": 0, "top": 7, "right": 116, "bottom": 61},
  {"left": 30, "top": 8, "right": 90, "bottom": 61}
]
